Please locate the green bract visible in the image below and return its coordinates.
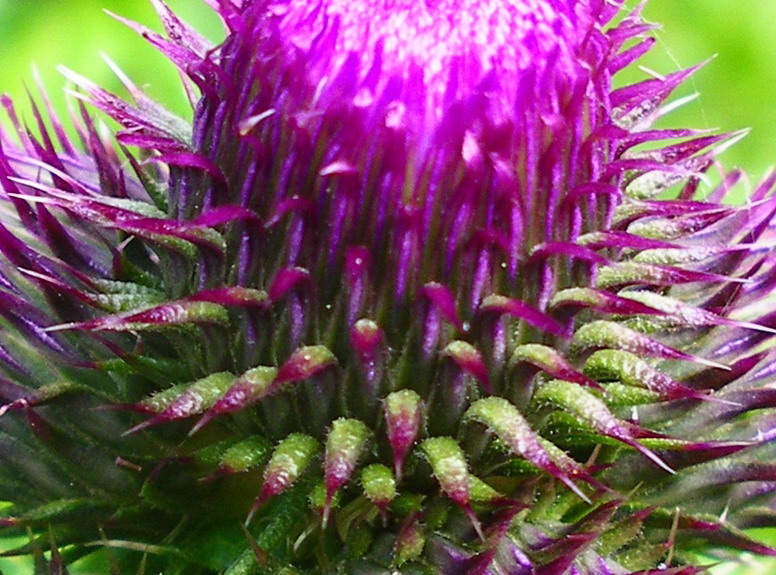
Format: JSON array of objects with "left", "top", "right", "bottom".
[{"left": 0, "top": 0, "right": 775, "bottom": 573}]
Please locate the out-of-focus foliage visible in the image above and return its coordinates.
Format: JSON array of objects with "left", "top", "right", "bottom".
[
  {"left": 0, "top": 1, "right": 774, "bottom": 574},
  {"left": 0, "top": 0, "right": 222, "bottom": 121}
]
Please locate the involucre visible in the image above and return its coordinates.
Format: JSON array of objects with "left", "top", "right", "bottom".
[{"left": 0, "top": 1, "right": 775, "bottom": 573}]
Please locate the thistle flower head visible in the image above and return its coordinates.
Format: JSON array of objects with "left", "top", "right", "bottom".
[
  {"left": 278, "top": 0, "right": 580, "bottom": 115},
  {"left": 1, "top": 0, "right": 775, "bottom": 573}
]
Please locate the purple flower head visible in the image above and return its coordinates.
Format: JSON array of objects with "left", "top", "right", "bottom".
[
  {"left": 0, "top": 0, "right": 775, "bottom": 572},
  {"left": 278, "top": 0, "right": 583, "bottom": 121},
  {"left": 167, "top": 0, "right": 639, "bottom": 315}
]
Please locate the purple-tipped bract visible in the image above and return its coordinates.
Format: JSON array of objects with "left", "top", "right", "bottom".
[{"left": 0, "top": 0, "right": 775, "bottom": 572}]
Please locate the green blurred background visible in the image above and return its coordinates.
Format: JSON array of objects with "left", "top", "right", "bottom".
[{"left": 0, "top": 0, "right": 774, "bottom": 573}]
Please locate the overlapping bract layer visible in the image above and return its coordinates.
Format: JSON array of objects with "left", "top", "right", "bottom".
[{"left": 0, "top": 0, "right": 775, "bottom": 573}]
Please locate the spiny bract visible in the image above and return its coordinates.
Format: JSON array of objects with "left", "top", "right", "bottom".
[{"left": 1, "top": 0, "right": 775, "bottom": 573}]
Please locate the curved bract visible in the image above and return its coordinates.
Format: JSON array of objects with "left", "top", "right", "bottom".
[{"left": 0, "top": 0, "right": 775, "bottom": 573}]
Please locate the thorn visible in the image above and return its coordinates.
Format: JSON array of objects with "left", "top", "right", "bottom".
[
  {"left": 464, "top": 505, "right": 485, "bottom": 541},
  {"left": 122, "top": 415, "right": 162, "bottom": 437},
  {"left": 394, "top": 459, "right": 404, "bottom": 483},
  {"left": 188, "top": 412, "right": 214, "bottom": 437},
  {"left": 691, "top": 355, "right": 730, "bottom": 371},
  {"left": 6, "top": 191, "right": 59, "bottom": 204},
  {"left": 558, "top": 473, "right": 592, "bottom": 504},
  {"left": 41, "top": 322, "right": 80, "bottom": 333},
  {"left": 634, "top": 441, "right": 675, "bottom": 475},
  {"left": 238, "top": 109, "right": 276, "bottom": 135},
  {"left": 322, "top": 492, "right": 334, "bottom": 529},
  {"left": 0, "top": 398, "right": 28, "bottom": 417},
  {"left": 114, "top": 457, "right": 142, "bottom": 472},
  {"left": 93, "top": 402, "right": 153, "bottom": 414},
  {"left": 691, "top": 392, "right": 741, "bottom": 407},
  {"left": 198, "top": 468, "right": 229, "bottom": 483},
  {"left": 240, "top": 522, "right": 268, "bottom": 566},
  {"left": 734, "top": 320, "right": 776, "bottom": 335},
  {"left": 585, "top": 444, "right": 603, "bottom": 467},
  {"left": 664, "top": 507, "right": 681, "bottom": 566},
  {"left": 99, "top": 51, "right": 138, "bottom": 95},
  {"left": 719, "top": 499, "right": 731, "bottom": 524},
  {"left": 638, "top": 65, "right": 666, "bottom": 81},
  {"left": 245, "top": 496, "right": 264, "bottom": 527},
  {"left": 657, "top": 92, "right": 699, "bottom": 118},
  {"left": 292, "top": 523, "right": 318, "bottom": 555},
  {"left": 624, "top": 482, "right": 644, "bottom": 501}
]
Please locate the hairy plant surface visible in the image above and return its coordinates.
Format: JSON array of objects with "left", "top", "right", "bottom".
[{"left": 1, "top": 1, "right": 775, "bottom": 573}]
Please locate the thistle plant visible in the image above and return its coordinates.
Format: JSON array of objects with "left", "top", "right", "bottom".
[{"left": 1, "top": 0, "right": 776, "bottom": 573}]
